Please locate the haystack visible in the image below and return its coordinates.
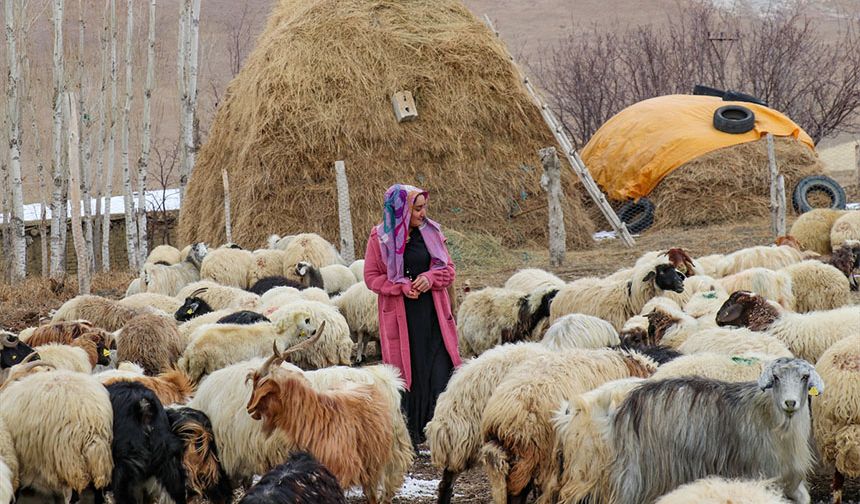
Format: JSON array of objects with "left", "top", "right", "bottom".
[
  {"left": 178, "top": 0, "right": 595, "bottom": 250},
  {"left": 648, "top": 137, "right": 821, "bottom": 228}
]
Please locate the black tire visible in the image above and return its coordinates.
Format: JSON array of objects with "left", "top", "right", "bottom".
[
  {"left": 693, "top": 84, "right": 726, "bottom": 98},
  {"left": 722, "top": 89, "right": 768, "bottom": 107},
  {"left": 791, "top": 175, "right": 847, "bottom": 214},
  {"left": 618, "top": 198, "right": 655, "bottom": 234},
  {"left": 713, "top": 105, "right": 755, "bottom": 134}
]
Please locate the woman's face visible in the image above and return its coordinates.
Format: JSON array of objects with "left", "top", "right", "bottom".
[{"left": 410, "top": 194, "right": 427, "bottom": 228}]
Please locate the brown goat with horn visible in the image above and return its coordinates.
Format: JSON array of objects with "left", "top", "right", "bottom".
[{"left": 245, "top": 321, "right": 395, "bottom": 504}]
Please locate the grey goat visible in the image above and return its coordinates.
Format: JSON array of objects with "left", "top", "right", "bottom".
[{"left": 610, "top": 357, "right": 822, "bottom": 504}]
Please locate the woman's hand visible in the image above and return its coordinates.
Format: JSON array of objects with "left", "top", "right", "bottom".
[
  {"left": 412, "top": 275, "right": 431, "bottom": 293},
  {"left": 405, "top": 288, "right": 420, "bottom": 299}
]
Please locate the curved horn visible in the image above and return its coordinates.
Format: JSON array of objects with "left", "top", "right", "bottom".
[
  {"left": 1, "top": 332, "right": 18, "bottom": 348},
  {"left": 188, "top": 287, "right": 209, "bottom": 298},
  {"left": 250, "top": 341, "right": 284, "bottom": 383},
  {"left": 280, "top": 320, "right": 326, "bottom": 361},
  {"left": 0, "top": 359, "right": 55, "bottom": 391}
]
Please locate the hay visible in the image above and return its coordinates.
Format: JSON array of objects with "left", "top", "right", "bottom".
[
  {"left": 178, "top": 0, "right": 595, "bottom": 251},
  {"left": 646, "top": 137, "right": 822, "bottom": 229}
]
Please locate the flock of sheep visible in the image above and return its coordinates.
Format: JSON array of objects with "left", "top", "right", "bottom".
[{"left": 0, "top": 208, "right": 857, "bottom": 504}]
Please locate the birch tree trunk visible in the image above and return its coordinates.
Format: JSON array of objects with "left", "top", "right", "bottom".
[
  {"left": 101, "top": 0, "right": 117, "bottom": 272},
  {"left": 78, "top": 0, "right": 94, "bottom": 274},
  {"left": 64, "top": 92, "right": 90, "bottom": 293},
  {"left": 27, "top": 97, "right": 49, "bottom": 277},
  {"left": 121, "top": 0, "right": 137, "bottom": 270},
  {"left": 4, "top": 0, "right": 26, "bottom": 281},
  {"left": 93, "top": 5, "right": 108, "bottom": 271},
  {"left": 50, "top": 0, "right": 66, "bottom": 279},
  {"left": 181, "top": 0, "right": 201, "bottom": 199},
  {"left": 177, "top": 0, "right": 188, "bottom": 201},
  {"left": 137, "top": 0, "right": 155, "bottom": 270}
]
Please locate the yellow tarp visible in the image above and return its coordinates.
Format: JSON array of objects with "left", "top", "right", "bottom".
[{"left": 581, "top": 94, "right": 816, "bottom": 201}]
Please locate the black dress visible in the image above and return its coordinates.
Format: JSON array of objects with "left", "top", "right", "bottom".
[{"left": 401, "top": 226, "right": 454, "bottom": 447}]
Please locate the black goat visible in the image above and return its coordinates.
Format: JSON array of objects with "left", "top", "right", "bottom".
[
  {"left": 613, "top": 342, "right": 682, "bottom": 365},
  {"left": 294, "top": 262, "right": 325, "bottom": 290},
  {"left": 100, "top": 382, "right": 187, "bottom": 504},
  {"left": 239, "top": 451, "right": 346, "bottom": 504},
  {"left": 175, "top": 288, "right": 214, "bottom": 322},
  {"left": 247, "top": 275, "right": 305, "bottom": 296},
  {"left": 166, "top": 407, "right": 232, "bottom": 504},
  {"left": 216, "top": 310, "right": 270, "bottom": 325},
  {"left": 1, "top": 331, "right": 37, "bottom": 369}
]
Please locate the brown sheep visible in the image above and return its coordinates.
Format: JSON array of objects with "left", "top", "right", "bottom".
[{"left": 116, "top": 314, "right": 185, "bottom": 376}]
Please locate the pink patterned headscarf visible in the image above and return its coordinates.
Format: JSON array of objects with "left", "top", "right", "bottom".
[{"left": 376, "top": 184, "right": 449, "bottom": 284}]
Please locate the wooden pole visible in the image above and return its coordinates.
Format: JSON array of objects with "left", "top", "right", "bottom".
[
  {"left": 334, "top": 160, "right": 355, "bottom": 263},
  {"left": 64, "top": 92, "right": 90, "bottom": 294},
  {"left": 221, "top": 168, "right": 232, "bottom": 244},
  {"left": 855, "top": 141, "right": 859, "bottom": 189},
  {"left": 483, "top": 15, "right": 635, "bottom": 247},
  {"left": 766, "top": 133, "right": 785, "bottom": 237},
  {"left": 540, "top": 147, "right": 566, "bottom": 266}
]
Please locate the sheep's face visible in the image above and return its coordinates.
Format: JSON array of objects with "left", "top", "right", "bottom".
[
  {"left": 189, "top": 243, "right": 209, "bottom": 268},
  {"left": 175, "top": 297, "right": 213, "bottom": 322},
  {"left": 295, "top": 262, "right": 311, "bottom": 277},
  {"left": 0, "top": 332, "right": 38, "bottom": 369},
  {"left": 758, "top": 357, "right": 824, "bottom": 417},
  {"left": 644, "top": 264, "right": 685, "bottom": 293},
  {"left": 83, "top": 332, "right": 112, "bottom": 366},
  {"left": 715, "top": 291, "right": 756, "bottom": 327}
]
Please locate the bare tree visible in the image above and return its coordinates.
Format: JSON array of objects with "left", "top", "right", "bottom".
[
  {"left": 121, "top": 0, "right": 137, "bottom": 270},
  {"left": 224, "top": 2, "right": 253, "bottom": 77},
  {"left": 77, "top": 0, "right": 94, "bottom": 274},
  {"left": 179, "top": 0, "right": 201, "bottom": 201},
  {"left": 101, "top": 0, "right": 117, "bottom": 272},
  {"left": 137, "top": 0, "right": 155, "bottom": 269},
  {"left": 92, "top": 0, "right": 108, "bottom": 271},
  {"left": 538, "top": 4, "right": 860, "bottom": 146},
  {"left": 176, "top": 0, "right": 188, "bottom": 201},
  {"left": 64, "top": 91, "right": 90, "bottom": 293},
  {"left": 5, "top": 0, "right": 26, "bottom": 281},
  {"left": 49, "top": 0, "right": 65, "bottom": 279},
  {"left": 150, "top": 137, "right": 179, "bottom": 245}
]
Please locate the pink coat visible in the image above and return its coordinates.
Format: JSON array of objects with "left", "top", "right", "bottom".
[{"left": 363, "top": 227, "right": 462, "bottom": 390}]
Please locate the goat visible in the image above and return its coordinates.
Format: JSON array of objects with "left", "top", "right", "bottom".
[
  {"left": 0, "top": 332, "right": 37, "bottom": 369},
  {"left": 216, "top": 310, "right": 270, "bottom": 325},
  {"left": 166, "top": 407, "right": 232, "bottom": 504},
  {"left": 247, "top": 275, "right": 305, "bottom": 296},
  {"left": 238, "top": 451, "right": 346, "bottom": 504}
]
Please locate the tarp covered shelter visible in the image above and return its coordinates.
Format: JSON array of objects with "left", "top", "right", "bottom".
[{"left": 582, "top": 95, "right": 816, "bottom": 201}]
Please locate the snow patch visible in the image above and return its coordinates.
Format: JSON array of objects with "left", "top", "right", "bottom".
[{"left": 347, "top": 476, "right": 441, "bottom": 499}]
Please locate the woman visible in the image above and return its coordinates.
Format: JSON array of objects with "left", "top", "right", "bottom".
[{"left": 364, "top": 183, "right": 462, "bottom": 447}]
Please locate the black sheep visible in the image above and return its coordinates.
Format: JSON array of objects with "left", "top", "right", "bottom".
[
  {"left": 166, "top": 407, "right": 232, "bottom": 504},
  {"left": 100, "top": 382, "right": 187, "bottom": 504},
  {"left": 175, "top": 288, "right": 214, "bottom": 322},
  {"left": 247, "top": 275, "right": 305, "bottom": 296},
  {"left": 0, "top": 332, "right": 37, "bottom": 369},
  {"left": 216, "top": 310, "right": 271, "bottom": 325},
  {"left": 239, "top": 451, "right": 346, "bottom": 504}
]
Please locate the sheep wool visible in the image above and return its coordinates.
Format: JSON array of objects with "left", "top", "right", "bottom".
[
  {"left": 119, "top": 292, "right": 183, "bottom": 315},
  {"left": 781, "top": 261, "right": 851, "bottom": 313},
  {"left": 51, "top": 295, "right": 150, "bottom": 332},
  {"left": 33, "top": 344, "right": 93, "bottom": 374},
  {"left": 676, "top": 328, "right": 793, "bottom": 358},
  {"left": 247, "top": 249, "right": 288, "bottom": 287},
  {"left": 177, "top": 308, "right": 237, "bottom": 347},
  {"left": 146, "top": 244, "right": 183, "bottom": 265},
  {"left": 0, "top": 418, "right": 17, "bottom": 501},
  {"left": 716, "top": 245, "right": 805, "bottom": 277},
  {"left": 269, "top": 300, "right": 353, "bottom": 369},
  {"left": 124, "top": 278, "right": 142, "bottom": 297},
  {"left": 177, "top": 281, "right": 260, "bottom": 311},
  {"left": 200, "top": 247, "right": 255, "bottom": 289},
  {"left": 651, "top": 352, "right": 776, "bottom": 382},
  {"left": 813, "top": 334, "right": 860, "bottom": 490},
  {"left": 654, "top": 477, "right": 792, "bottom": 504},
  {"left": 717, "top": 268, "right": 795, "bottom": 310},
  {"left": 661, "top": 275, "right": 726, "bottom": 307},
  {"left": 0, "top": 370, "right": 113, "bottom": 495},
  {"left": 503, "top": 268, "right": 565, "bottom": 293},
  {"left": 348, "top": 259, "right": 365, "bottom": 282},
  {"left": 541, "top": 314, "right": 620, "bottom": 351},
  {"left": 282, "top": 233, "right": 343, "bottom": 281},
  {"left": 116, "top": 314, "right": 185, "bottom": 376},
  {"left": 830, "top": 211, "right": 860, "bottom": 250},
  {"left": 789, "top": 208, "right": 846, "bottom": 255},
  {"left": 332, "top": 282, "right": 379, "bottom": 363}
]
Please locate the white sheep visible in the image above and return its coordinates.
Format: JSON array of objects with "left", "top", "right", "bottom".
[
  {"left": 32, "top": 344, "right": 93, "bottom": 374},
  {"left": 259, "top": 286, "right": 302, "bottom": 312},
  {"left": 830, "top": 210, "right": 860, "bottom": 250},
  {"left": 503, "top": 268, "right": 565, "bottom": 293},
  {"left": 0, "top": 418, "right": 17, "bottom": 504},
  {"left": 199, "top": 247, "right": 255, "bottom": 289},
  {"left": 661, "top": 274, "right": 725, "bottom": 307},
  {"left": 682, "top": 289, "right": 729, "bottom": 324},
  {"left": 145, "top": 244, "right": 182, "bottom": 265},
  {"left": 294, "top": 261, "right": 355, "bottom": 295},
  {"left": 124, "top": 278, "right": 141, "bottom": 297},
  {"left": 51, "top": 295, "right": 156, "bottom": 331},
  {"left": 650, "top": 352, "right": 777, "bottom": 382},
  {"left": 457, "top": 286, "right": 558, "bottom": 358},
  {"left": 143, "top": 242, "right": 208, "bottom": 296},
  {"left": 188, "top": 358, "right": 413, "bottom": 502},
  {"left": 812, "top": 333, "right": 860, "bottom": 504},
  {"left": 781, "top": 260, "right": 851, "bottom": 313},
  {"left": 790, "top": 208, "right": 847, "bottom": 254},
  {"left": 282, "top": 233, "right": 343, "bottom": 281},
  {"left": 178, "top": 314, "right": 316, "bottom": 382},
  {"left": 549, "top": 251, "right": 686, "bottom": 330},
  {"left": 267, "top": 233, "right": 295, "bottom": 250},
  {"left": 654, "top": 477, "right": 792, "bottom": 504},
  {"left": 717, "top": 267, "right": 795, "bottom": 310},
  {"left": 349, "top": 259, "right": 365, "bottom": 282},
  {"left": 268, "top": 300, "right": 353, "bottom": 369},
  {"left": 426, "top": 342, "right": 554, "bottom": 503},
  {"left": 716, "top": 291, "right": 860, "bottom": 363},
  {"left": 480, "top": 348, "right": 657, "bottom": 503},
  {"left": 541, "top": 313, "right": 620, "bottom": 350},
  {"left": 332, "top": 282, "right": 379, "bottom": 363},
  {"left": 176, "top": 308, "right": 238, "bottom": 347},
  {"left": 715, "top": 244, "right": 805, "bottom": 277},
  {"left": 0, "top": 370, "right": 113, "bottom": 499},
  {"left": 119, "top": 292, "right": 182, "bottom": 315},
  {"left": 247, "top": 248, "right": 287, "bottom": 287},
  {"left": 676, "top": 327, "right": 794, "bottom": 358}
]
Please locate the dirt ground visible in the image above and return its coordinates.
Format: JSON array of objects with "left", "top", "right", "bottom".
[{"left": 2, "top": 215, "right": 859, "bottom": 503}]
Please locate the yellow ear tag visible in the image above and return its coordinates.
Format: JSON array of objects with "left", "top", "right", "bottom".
[
  {"left": 187, "top": 309, "right": 194, "bottom": 314},
  {"left": 809, "top": 386, "right": 819, "bottom": 397},
  {"left": 103, "top": 348, "right": 111, "bottom": 357},
  {"left": 300, "top": 330, "right": 307, "bottom": 337}
]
